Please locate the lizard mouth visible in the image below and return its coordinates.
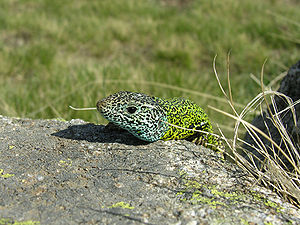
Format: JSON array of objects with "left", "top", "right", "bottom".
[{"left": 96, "top": 98, "right": 123, "bottom": 122}]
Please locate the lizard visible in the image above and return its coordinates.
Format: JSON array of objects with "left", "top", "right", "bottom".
[{"left": 97, "top": 91, "right": 223, "bottom": 152}]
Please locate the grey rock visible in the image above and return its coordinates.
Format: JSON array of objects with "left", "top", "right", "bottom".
[
  {"left": 243, "top": 60, "right": 300, "bottom": 171},
  {"left": 0, "top": 116, "right": 299, "bottom": 224}
]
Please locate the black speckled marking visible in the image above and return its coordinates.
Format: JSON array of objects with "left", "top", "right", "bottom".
[{"left": 97, "top": 91, "right": 169, "bottom": 141}]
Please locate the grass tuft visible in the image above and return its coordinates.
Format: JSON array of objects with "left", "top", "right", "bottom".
[{"left": 212, "top": 55, "right": 300, "bottom": 207}]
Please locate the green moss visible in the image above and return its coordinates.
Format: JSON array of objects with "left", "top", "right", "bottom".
[
  {"left": 58, "top": 158, "right": 72, "bottom": 167},
  {"left": 190, "top": 195, "right": 227, "bottom": 209},
  {"left": 250, "top": 190, "right": 263, "bottom": 201},
  {"left": 264, "top": 200, "right": 277, "bottom": 208},
  {"left": 0, "top": 218, "right": 11, "bottom": 225},
  {"left": 108, "top": 201, "right": 134, "bottom": 209},
  {"left": 184, "top": 180, "right": 203, "bottom": 189},
  {"left": 179, "top": 178, "right": 244, "bottom": 203},
  {"left": 178, "top": 179, "right": 233, "bottom": 208},
  {"left": 264, "top": 200, "right": 283, "bottom": 213},
  {"left": 178, "top": 170, "right": 187, "bottom": 177},
  {"left": 177, "top": 172, "right": 285, "bottom": 214},
  {"left": 264, "top": 222, "right": 274, "bottom": 225},
  {"left": 210, "top": 186, "right": 240, "bottom": 199},
  {"left": 240, "top": 218, "right": 250, "bottom": 225},
  {"left": 0, "top": 169, "right": 15, "bottom": 178},
  {"left": 0, "top": 218, "right": 40, "bottom": 225},
  {"left": 250, "top": 191, "right": 283, "bottom": 213}
]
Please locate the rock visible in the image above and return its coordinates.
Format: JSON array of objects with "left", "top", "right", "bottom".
[
  {"left": 0, "top": 116, "right": 299, "bottom": 224},
  {"left": 242, "top": 60, "right": 300, "bottom": 171}
]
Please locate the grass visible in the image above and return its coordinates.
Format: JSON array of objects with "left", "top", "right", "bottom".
[{"left": 0, "top": 0, "right": 299, "bottom": 133}]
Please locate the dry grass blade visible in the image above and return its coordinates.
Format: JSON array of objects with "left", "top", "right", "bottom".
[
  {"left": 211, "top": 56, "right": 300, "bottom": 207},
  {"left": 69, "top": 106, "right": 97, "bottom": 111}
]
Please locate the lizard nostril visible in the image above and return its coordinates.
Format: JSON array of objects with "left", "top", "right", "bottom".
[{"left": 96, "top": 99, "right": 107, "bottom": 112}]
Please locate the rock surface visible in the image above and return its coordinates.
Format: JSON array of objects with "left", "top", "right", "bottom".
[
  {"left": 0, "top": 116, "right": 299, "bottom": 224},
  {"left": 243, "top": 60, "right": 300, "bottom": 171}
]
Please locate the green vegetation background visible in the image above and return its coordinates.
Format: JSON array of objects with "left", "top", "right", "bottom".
[{"left": 0, "top": 0, "right": 299, "bottom": 135}]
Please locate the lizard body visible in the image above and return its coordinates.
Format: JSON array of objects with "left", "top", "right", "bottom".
[{"left": 97, "top": 91, "right": 222, "bottom": 151}]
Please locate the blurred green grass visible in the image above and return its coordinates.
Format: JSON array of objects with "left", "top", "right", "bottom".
[{"left": 0, "top": 0, "right": 299, "bottom": 135}]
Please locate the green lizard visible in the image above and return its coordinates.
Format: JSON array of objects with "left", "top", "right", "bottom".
[{"left": 97, "top": 91, "right": 223, "bottom": 152}]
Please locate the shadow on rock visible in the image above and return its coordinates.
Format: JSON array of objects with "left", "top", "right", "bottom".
[{"left": 51, "top": 123, "right": 148, "bottom": 145}]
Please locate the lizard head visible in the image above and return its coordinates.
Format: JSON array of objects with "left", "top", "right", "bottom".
[{"left": 97, "top": 91, "right": 169, "bottom": 142}]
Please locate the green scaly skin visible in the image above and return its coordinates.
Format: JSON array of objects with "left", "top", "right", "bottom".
[{"left": 97, "top": 91, "right": 223, "bottom": 152}]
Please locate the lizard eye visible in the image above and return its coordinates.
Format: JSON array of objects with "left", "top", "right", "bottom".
[{"left": 127, "top": 106, "right": 137, "bottom": 114}]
